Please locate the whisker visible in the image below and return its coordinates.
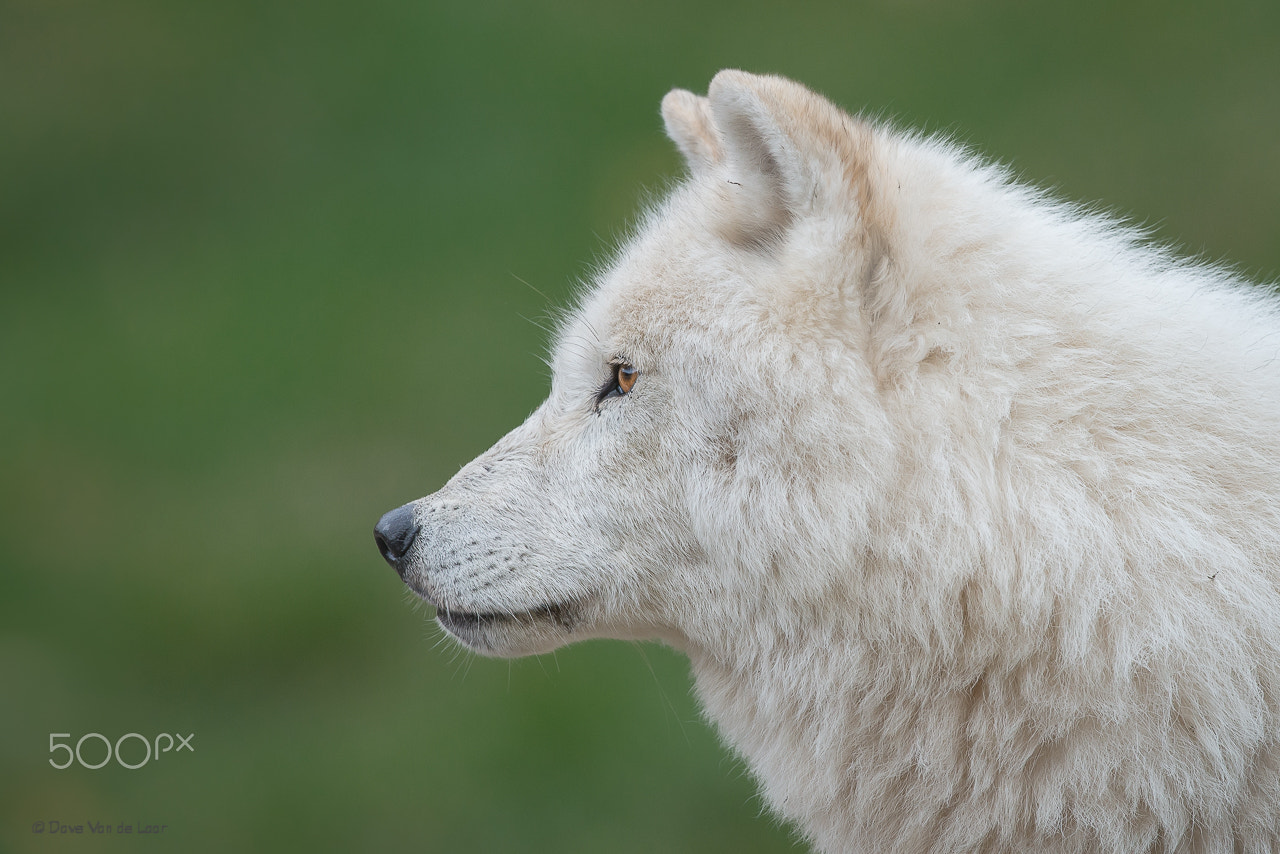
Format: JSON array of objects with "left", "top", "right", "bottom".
[{"left": 509, "top": 271, "right": 553, "bottom": 304}]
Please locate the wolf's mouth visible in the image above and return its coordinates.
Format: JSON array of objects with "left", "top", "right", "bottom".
[{"left": 436, "top": 601, "right": 577, "bottom": 635}]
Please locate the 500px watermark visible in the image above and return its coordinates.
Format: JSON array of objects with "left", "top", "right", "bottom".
[{"left": 48, "top": 733, "right": 194, "bottom": 770}]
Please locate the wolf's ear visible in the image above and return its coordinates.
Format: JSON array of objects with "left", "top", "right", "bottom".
[
  {"left": 664, "top": 71, "right": 874, "bottom": 251},
  {"left": 662, "top": 79, "right": 790, "bottom": 243},
  {"left": 697, "top": 70, "right": 859, "bottom": 247},
  {"left": 662, "top": 89, "right": 722, "bottom": 175}
]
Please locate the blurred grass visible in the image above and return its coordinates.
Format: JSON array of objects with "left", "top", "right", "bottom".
[{"left": 1, "top": 0, "right": 1277, "bottom": 851}]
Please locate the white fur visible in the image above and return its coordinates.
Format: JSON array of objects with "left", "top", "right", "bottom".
[{"left": 389, "top": 71, "right": 1280, "bottom": 852}]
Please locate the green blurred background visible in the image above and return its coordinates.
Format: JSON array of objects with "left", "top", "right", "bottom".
[{"left": 2, "top": 0, "right": 1277, "bottom": 851}]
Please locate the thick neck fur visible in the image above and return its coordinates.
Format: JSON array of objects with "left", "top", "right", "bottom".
[{"left": 686, "top": 533, "right": 1280, "bottom": 853}]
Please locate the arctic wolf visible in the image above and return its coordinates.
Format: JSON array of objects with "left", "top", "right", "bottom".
[{"left": 375, "top": 71, "right": 1280, "bottom": 852}]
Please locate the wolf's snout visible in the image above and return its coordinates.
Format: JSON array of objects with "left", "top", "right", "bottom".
[{"left": 374, "top": 504, "right": 419, "bottom": 576}]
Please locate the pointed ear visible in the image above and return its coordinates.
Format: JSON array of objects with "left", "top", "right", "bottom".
[
  {"left": 663, "top": 71, "right": 876, "bottom": 251},
  {"left": 708, "top": 70, "right": 859, "bottom": 247},
  {"left": 662, "top": 89, "right": 721, "bottom": 175}
]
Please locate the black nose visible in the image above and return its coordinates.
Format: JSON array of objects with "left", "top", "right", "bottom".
[{"left": 374, "top": 504, "right": 420, "bottom": 575}]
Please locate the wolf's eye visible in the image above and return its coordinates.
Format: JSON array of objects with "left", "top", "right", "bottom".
[
  {"left": 596, "top": 362, "right": 639, "bottom": 408},
  {"left": 616, "top": 364, "right": 639, "bottom": 394}
]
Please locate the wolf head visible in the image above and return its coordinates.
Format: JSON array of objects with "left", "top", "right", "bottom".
[
  {"left": 375, "top": 71, "right": 989, "bottom": 658},
  {"left": 376, "top": 71, "right": 1280, "bottom": 852}
]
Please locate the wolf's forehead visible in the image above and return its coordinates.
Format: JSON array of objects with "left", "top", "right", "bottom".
[{"left": 573, "top": 256, "right": 743, "bottom": 353}]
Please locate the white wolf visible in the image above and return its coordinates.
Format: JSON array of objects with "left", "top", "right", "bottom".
[{"left": 375, "top": 71, "right": 1280, "bottom": 852}]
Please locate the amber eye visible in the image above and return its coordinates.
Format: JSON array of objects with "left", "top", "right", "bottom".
[
  {"left": 595, "top": 362, "right": 639, "bottom": 410},
  {"left": 616, "top": 363, "right": 638, "bottom": 394}
]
